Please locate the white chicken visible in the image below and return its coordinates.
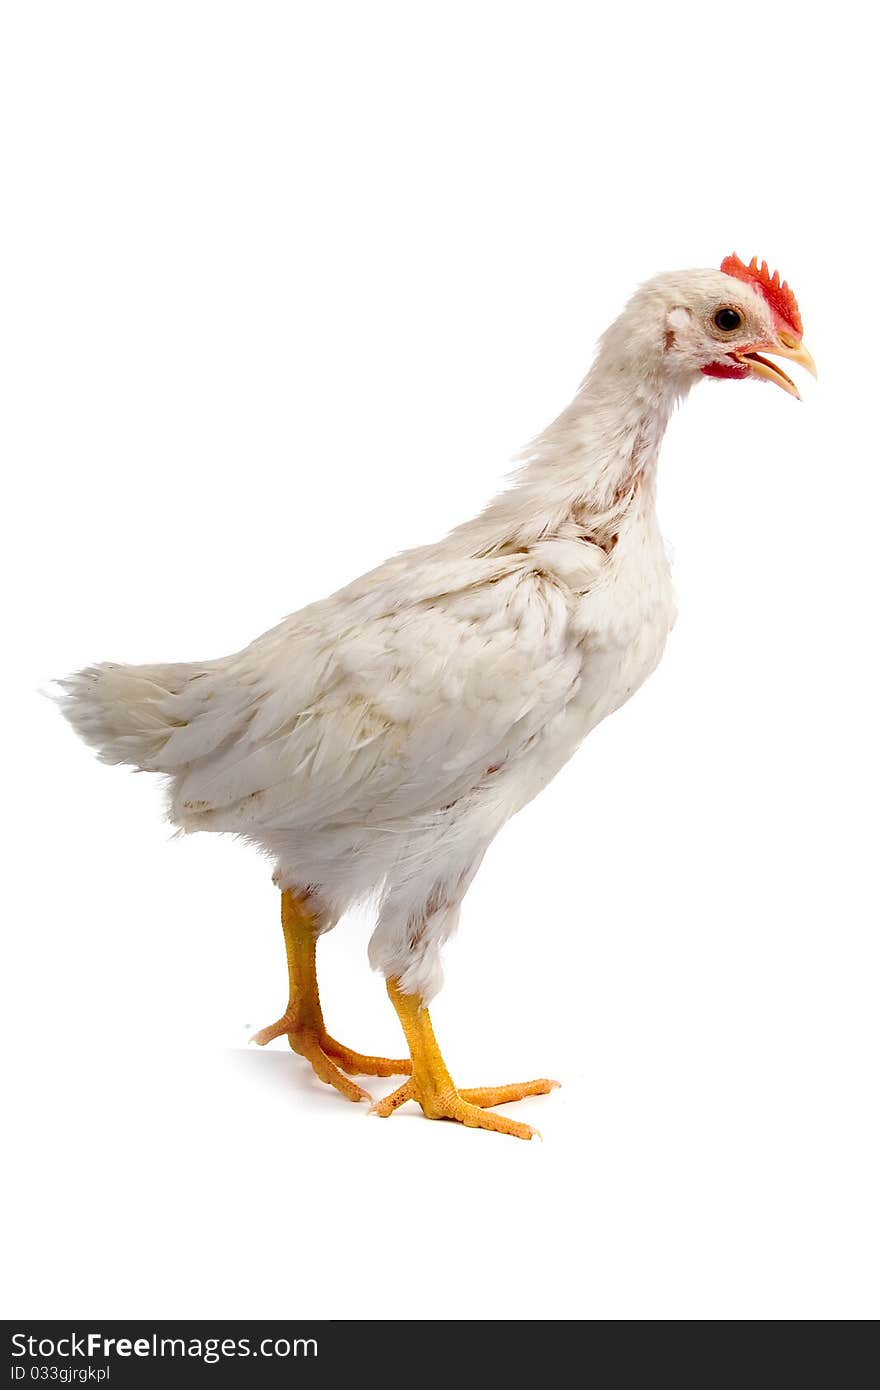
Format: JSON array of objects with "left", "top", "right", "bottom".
[{"left": 61, "top": 254, "right": 814, "bottom": 1139}]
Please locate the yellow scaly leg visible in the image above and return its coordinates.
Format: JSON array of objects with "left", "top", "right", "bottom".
[
  {"left": 374, "top": 979, "right": 558, "bottom": 1139},
  {"left": 252, "top": 890, "right": 411, "bottom": 1102}
]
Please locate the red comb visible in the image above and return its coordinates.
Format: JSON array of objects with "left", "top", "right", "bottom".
[{"left": 720, "top": 253, "right": 803, "bottom": 338}]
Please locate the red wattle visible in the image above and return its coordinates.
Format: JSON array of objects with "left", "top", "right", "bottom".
[{"left": 701, "top": 361, "right": 749, "bottom": 379}]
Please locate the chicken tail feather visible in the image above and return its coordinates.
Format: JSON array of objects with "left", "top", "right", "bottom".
[{"left": 57, "top": 660, "right": 211, "bottom": 772}]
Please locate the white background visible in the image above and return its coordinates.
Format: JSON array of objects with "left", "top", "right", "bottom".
[{"left": 2, "top": 1, "right": 877, "bottom": 1321}]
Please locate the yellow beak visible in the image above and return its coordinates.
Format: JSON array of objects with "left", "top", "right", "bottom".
[{"left": 734, "top": 333, "right": 817, "bottom": 399}]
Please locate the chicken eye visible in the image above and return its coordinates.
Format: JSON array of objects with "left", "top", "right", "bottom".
[{"left": 714, "top": 307, "right": 743, "bottom": 333}]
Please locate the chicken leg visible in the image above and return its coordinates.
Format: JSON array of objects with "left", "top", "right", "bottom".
[
  {"left": 252, "top": 889, "right": 411, "bottom": 1101},
  {"left": 374, "top": 980, "right": 558, "bottom": 1138}
]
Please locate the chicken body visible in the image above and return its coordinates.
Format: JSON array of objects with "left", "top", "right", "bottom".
[
  {"left": 68, "top": 310, "right": 678, "bottom": 999},
  {"left": 62, "top": 264, "right": 812, "bottom": 1136}
]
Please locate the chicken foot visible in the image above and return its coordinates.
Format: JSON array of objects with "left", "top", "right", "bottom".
[
  {"left": 251, "top": 889, "right": 411, "bottom": 1101},
  {"left": 374, "top": 979, "right": 558, "bottom": 1139}
]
